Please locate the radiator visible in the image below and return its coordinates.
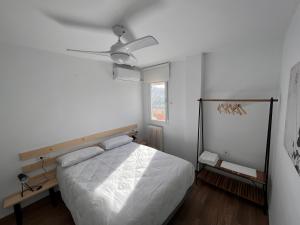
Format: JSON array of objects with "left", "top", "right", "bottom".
[{"left": 147, "top": 125, "right": 164, "bottom": 151}]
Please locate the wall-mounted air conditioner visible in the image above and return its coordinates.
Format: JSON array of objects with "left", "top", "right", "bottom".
[{"left": 113, "top": 64, "right": 141, "bottom": 82}]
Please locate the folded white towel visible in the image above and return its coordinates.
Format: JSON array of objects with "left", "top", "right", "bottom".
[
  {"left": 199, "top": 151, "right": 219, "bottom": 166},
  {"left": 221, "top": 161, "right": 257, "bottom": 177}
]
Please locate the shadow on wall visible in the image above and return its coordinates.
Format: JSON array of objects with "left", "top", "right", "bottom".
[{"left": 40, "top": 0, "right": 164, "bottom": 40}]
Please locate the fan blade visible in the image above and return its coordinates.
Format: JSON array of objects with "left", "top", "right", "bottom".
[
  {"left": 66, "top": 49, "right": 111, "bottom": 56},
  {"left": 118, "top": 36, "right": 158, "bottom": 53}
]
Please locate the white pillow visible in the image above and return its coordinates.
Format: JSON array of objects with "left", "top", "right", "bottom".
[
  {"left": 57, "top": 146, "right": 104, "bottom": 168},
  {"left": 99, "top": 135, "right": 133, "bottom": 150}
]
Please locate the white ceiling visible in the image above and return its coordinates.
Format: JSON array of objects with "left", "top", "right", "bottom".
[{"left": 0, "top": 0, "right": 299, "bottom": 66}]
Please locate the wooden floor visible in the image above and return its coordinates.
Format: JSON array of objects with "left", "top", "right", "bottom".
[{"left": 0, "top": 181, "right": 268, "bottom": 225}]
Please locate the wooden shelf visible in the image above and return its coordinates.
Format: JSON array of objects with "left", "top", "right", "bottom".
[
  {"left": 3, "top": 178, "right": 58, "bottom": 208},
  {"left": 205, "top": 160, "right": 266, "bottom": 184},
  {"left": 198, "top": 169, "right": 265, "bottom": 206}
]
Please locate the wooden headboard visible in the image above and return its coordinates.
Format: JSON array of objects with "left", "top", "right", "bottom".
[
  {"left": 3, "top": 124, "right": 137, "bottom": 209},
  {"left": 19, "top": 124, "right": 138, "bottom": 186}
]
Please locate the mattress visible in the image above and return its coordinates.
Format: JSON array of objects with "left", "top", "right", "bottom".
[{"left": 57, "top": 142, "right": 194, "bottom": 225}]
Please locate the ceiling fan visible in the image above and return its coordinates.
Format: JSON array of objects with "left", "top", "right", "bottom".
[{"left": 67, "top": 25, "right": 158, "bottom": 66}]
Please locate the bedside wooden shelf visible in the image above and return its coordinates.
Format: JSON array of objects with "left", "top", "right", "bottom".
[
  {"left": 3, "top": 178, "right": 58, "bottom": 209},
  {"left": 3, "top": 178, "right": 58, "bottom": 225}
]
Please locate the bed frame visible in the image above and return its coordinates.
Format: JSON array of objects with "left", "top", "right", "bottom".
[
  {"left": 3, "top": 124, "right": 138, "bottom": 225},
  {"left": 162, "top": 186, "right": 192, "bottom": 225}
]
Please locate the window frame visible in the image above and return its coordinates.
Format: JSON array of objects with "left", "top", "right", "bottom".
[{"left": 149, "top": 81, "right": 169, "bottom": 123}]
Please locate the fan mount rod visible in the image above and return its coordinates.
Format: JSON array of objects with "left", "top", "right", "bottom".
[{"left": 112, "top": 25, "right": 127, "bottom": 38}]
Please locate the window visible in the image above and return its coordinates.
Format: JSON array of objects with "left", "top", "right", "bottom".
[{"left": 150, "top": 82, "right": 168, "bottom": 122}]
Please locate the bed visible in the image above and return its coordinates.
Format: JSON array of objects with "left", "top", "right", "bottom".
[{"left": 57, "top": 142, "right": 194, "bottom": 225}]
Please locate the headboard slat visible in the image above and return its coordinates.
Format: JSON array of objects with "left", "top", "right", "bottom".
[
  {"left": 22, "top": 157, "right": 57, "bottom": 173},
  {"left": 19, "top": 124, "right": 137, "bottom": 160}
]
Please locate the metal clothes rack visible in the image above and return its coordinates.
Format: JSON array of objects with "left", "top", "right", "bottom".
[{"left": 196, "top": 98, "right": 278, "bottom": 212}]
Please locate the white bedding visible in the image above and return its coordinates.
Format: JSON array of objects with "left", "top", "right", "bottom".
[{"left": 57, "top": 142, "right": 194, "bottom": 225}]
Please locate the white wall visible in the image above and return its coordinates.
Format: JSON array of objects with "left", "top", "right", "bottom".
[
  {"left": 142, "top": 54, "right": 203, "bottom": 166},
  {"left": 0, "top": 44, "right": 143, "bottom": 218},
  {"left": 162, "top": 61, "right": 187, "bottom": 160},
  {"left": 142, "top": 40, "right": 282, "bottom": 171},
  {"left": 203, "top": 40, "right": 281, "bottom": 170},
  {"left": 269, "top": 3, "right": 300, "bottom": 225},
  {"left": 183, "top": 54, "right": 203, "bottom": 164}
]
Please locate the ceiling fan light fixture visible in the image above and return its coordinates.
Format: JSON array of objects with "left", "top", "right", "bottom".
[
  {"left": 111, "top": 52, "right": 130, "bottom": 64},
  {"left": 66, "top": 26, "right": 158, "bottom": 66}
]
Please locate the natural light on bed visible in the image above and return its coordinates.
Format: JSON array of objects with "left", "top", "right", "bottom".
[{"left": 94, "top": 145, "right": 156, "bottom": 213}]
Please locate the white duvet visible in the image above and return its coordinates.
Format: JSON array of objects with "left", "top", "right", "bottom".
[{"left": 57, "top": 142, "right": 194, "bottom": 225}]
